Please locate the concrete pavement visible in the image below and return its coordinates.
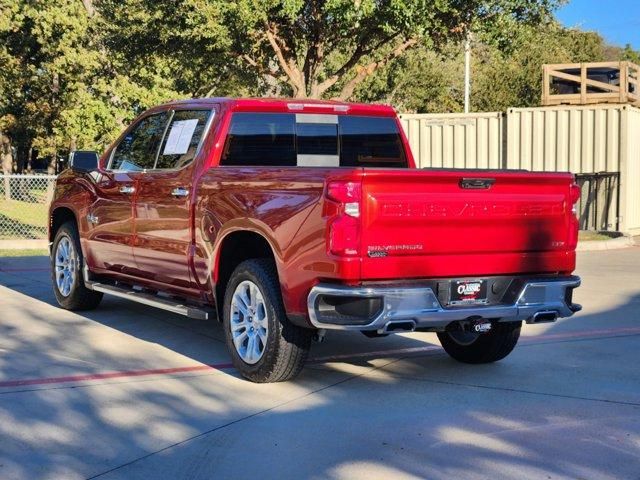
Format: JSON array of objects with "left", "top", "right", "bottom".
[{"left": 0, "top": 248, "right": 639, "bottom": 479}]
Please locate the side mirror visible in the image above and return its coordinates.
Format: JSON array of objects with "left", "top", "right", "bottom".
[{"left": 69, "top": 150, "right": 99, "bottom": 173}]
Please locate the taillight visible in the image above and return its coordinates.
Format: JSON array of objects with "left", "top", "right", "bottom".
[
  {"left": 568, "top": 182, "right": 581, "bottom": 249},
  {"left": 326, "top": 181, "right": 361, "bottom": 256}
]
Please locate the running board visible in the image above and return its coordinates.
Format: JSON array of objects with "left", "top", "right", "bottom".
[{"left": 84, "top": 266, "right": 214, "bottom": 320}]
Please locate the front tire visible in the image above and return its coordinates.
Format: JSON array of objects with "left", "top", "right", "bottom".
[
  {"left": 437, "top": 321, "right": 521, "bottom": 364},
  {"left": 51, "top": 221, "right": 103, "bottom": 310},
  {"left": 223, "top": 259, "right": 312, "bottom": 383}
]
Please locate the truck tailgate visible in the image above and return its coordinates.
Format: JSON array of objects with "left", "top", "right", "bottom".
[{"left": 360, "top": 169, "right": 577, "bottom": 279}]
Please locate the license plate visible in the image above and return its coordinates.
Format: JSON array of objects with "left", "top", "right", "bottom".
[{"left": 449, "top": 279, "right": 488, "bottom": 305}]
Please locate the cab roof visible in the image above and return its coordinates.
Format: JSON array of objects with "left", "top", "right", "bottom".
[{"left": 152, "top": 97, "right": 397, "bottom": 117}]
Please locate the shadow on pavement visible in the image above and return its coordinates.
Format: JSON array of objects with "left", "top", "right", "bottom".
[{"left": 0, "top": 253, "right": 639, "bottom": 479}]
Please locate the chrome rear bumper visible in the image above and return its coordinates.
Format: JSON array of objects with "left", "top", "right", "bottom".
[{"left": 307, "top": 276, "right": 581, "bottom": 333}]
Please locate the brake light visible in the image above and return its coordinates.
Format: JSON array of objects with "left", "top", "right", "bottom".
[
  {"left": 326, "top": 181, "right": 362, "bottom": 256},
  {"left": 287, "top": 103, "right": 350, "bottom": 113}
]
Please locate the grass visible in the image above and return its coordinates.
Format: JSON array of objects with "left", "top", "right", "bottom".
[
  {"left": 579, "top": 231, "right": 622, "bottom": 242},
  {"left": 0, "top": 198, "right": 49, "bottom": 239},
  {"left": 0, "top": 249, "right": 48, "bottom": 257}
]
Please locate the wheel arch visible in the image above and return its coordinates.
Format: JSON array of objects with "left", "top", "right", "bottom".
[
  {"left": 213, "top": 229, "right": 281, "bottom": 321},
  {"left": 49, "top": 206, "right": 78, "bottom": 245}
]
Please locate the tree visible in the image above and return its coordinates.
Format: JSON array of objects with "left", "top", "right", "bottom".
[
  {"left": 620, "top": 44, "right": 640, "bottom": 64},
  {"left": 356, "top": 43, "right": 466, "bottom": 112},
  {"left": 0, "top": 0, "right": 181, "bottom": 171},
  {"left": 1, "top": 0, "right": 630, "bottom": 162},
  {"left": 96, "top": 0, "right": 561, "bottom": 100},
  {"left": 1, "top": 115, "right": 13, "bottom": 200},
  {"left": 471, "top": 25, "right": 606, "bottom": 111},
  {"left": 355, "top": 21, "right": 612, "bottom": 113}
]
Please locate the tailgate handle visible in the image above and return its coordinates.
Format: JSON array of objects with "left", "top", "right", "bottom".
[{"left": 460, "top": 178, "right": 495, "bottom": 189}]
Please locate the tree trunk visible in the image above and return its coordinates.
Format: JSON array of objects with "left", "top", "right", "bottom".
[
  {"left": 15, "top": 142, "right": 27, "bottom": 173},
  {"left": 1, "top": 133, "right": 12, "bottom": 201},
  {"left": 27, "top": 146, "right": 34, "bottom": 172},
  {"left": 81, "top": 0, "right": 95, "bottom": 17}
]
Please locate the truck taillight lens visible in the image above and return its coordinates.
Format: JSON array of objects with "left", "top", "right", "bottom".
[
  {"left": 568, "top": 182, "right": 581, "bottom": 249},
  {"left": 329, "top": 215, "right": 360, "bottom": 256},
  {"left": 326, "top": 181, "right": 361, "bottom": 256},
  {"left": 327, "top": 181, "right": 361, "bottom": 217}
]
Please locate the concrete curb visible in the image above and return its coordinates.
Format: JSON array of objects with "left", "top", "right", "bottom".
[
  {"left": 0, "top": 240, "right": 49, "bottom": 250},
  {"left": 577, "top": 236, "right": 637, "bottom": 252}
]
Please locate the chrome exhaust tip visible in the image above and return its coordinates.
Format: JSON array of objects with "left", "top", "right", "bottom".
[
  {"left": 382, "top": 320, "right": 417, "bottom": 333},
  {"left": 527, "top": 311, "right": 558, "bottom": 324}
]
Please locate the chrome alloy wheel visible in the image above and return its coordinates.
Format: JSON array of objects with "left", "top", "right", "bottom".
[
  {"left": 230, "top": 280, "right": 269, "bottom": 364},
  {"left": 54, "top": 235, "right": 77, "bottom": 297}
]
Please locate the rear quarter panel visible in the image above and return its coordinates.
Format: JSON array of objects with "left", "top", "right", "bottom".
[{"left": 193, "top": 167, "right": 361, "bottom": 317}]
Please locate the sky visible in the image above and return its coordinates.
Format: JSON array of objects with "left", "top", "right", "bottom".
[{"left": 556, "top": 0, "right": 640, "bottom": 49}]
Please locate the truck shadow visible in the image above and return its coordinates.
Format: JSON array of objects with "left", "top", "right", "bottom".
[
  {"left": 1, "top": 253, "right": 639, "bottom": 479},
  {"left": 0, "top": 254, "right": 437, "bottom": 378}
]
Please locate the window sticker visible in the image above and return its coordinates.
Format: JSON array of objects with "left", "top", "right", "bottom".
[{"left": 163, "top": 119, "right": 199, "bottom": 155}]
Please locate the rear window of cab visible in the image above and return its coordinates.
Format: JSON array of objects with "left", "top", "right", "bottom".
[{"left": 220, "top": 113, "right": 406, "bottom": 168}]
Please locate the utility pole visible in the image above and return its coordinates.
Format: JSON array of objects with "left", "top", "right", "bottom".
[{"left": 464, "top": 31, "right": 471, "bottom": 113}]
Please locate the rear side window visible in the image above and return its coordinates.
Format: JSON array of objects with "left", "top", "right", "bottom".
[
  {"left": 156, "top": 109, "right": 212, "bottom": 169},
  {"left": 221, "top": 113, "right": 296, "bottom": 166},
  {"left": 109, "top": 113, "right": 169, "bottom": 171},
  {"left": 220, "top": 113, "right": 406, "bottom": 168}
]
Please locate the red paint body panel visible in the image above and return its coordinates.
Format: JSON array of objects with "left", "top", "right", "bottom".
[
  {"left": 86, "top": 171, "right": 140, "bottom": 275},
  {"left": 359, "top": 169, "right": 576, "bottom": 276},
  {"left": 133, "top": 167, "right": 193, "bottom": 289},
  {"left": 49, "top": 97, "right": 579, "bottom": 325}
]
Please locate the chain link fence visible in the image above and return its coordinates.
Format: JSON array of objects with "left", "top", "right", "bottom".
[{"left": 0, "top": 174, "right": 56, "bottom": 240}]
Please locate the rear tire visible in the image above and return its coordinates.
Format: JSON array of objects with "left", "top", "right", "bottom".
[
  {"left": 437, "top": 321, "right": 521, "bottom": 364},
  {"left": 51, "top": 221, "right": 103, "bottom": 310},
  {"left": 223, "top": 259, "right": 312, "bottom": 383}
]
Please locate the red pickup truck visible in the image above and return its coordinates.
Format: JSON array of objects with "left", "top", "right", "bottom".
[{"left": 49, "top": 98, "right": 581, "bottom": 382}]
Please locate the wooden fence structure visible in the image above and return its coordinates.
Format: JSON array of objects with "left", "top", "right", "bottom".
[{"left": 542, "top": 61, "right": 640, "bottom": 107}]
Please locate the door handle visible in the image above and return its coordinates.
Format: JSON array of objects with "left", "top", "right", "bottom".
[
  {"left": 119, "top": 185, "right": 135, "bottom": 194},
  {"left": 171, "top": 187, "right": 190, "bottom": 197}
]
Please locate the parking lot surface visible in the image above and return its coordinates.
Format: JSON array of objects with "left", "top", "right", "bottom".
[{"left": 1, "top": 248, "right": 639, "bottom": 479}]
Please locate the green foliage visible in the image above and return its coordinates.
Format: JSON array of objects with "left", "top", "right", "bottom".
[
  {"left": 620, "top": 44, "right": 640, "bottom": 64},
  {"left": 95, "top": 0, "right": 562, "bottom": 100},
  {"left": 357, "top": 22, "right": 634, "bottom": 113},
  {"left": 0, "top": 0, "right": 638, "bottom": 166},
  {"left": 0, "top": 0, "right": 181, "bottom": 170},
  {"left": 472, "top": 25, "right": 606, "bottom": 111}
]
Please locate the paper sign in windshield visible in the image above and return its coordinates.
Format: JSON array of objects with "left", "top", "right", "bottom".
[{"left": 163, "top": 119, "right": 199, "bottom": 155}]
